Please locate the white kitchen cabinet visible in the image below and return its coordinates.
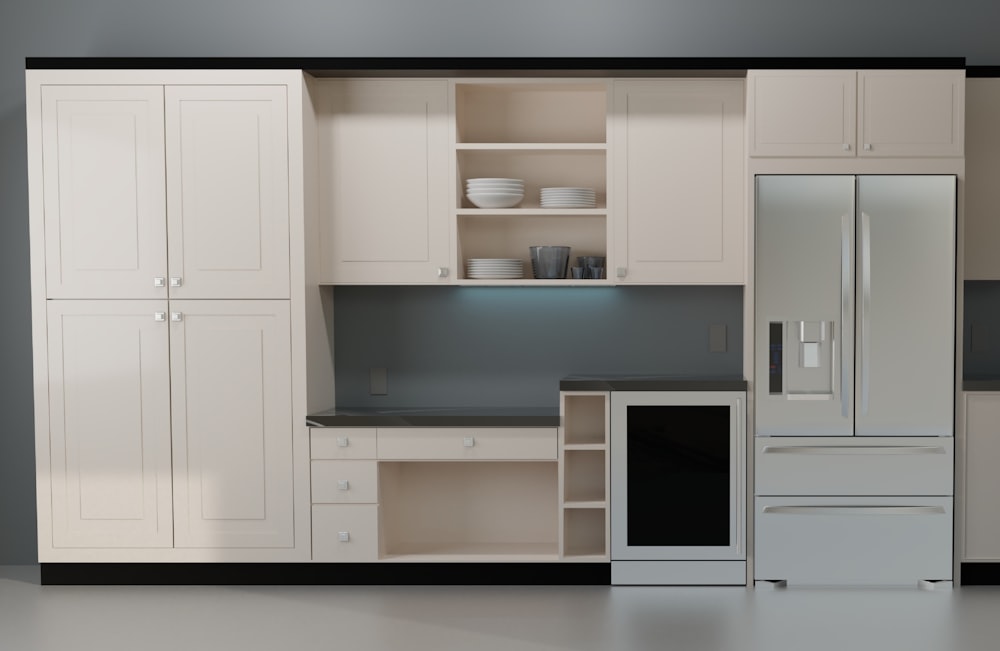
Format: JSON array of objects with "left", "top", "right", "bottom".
[
  {"left": 317, "top": 79, "right": 450, "bottom": 283},
  {"left": 45, "top": 300, "right": 174, "bottom": 548},
  {"left": 165, "top": 86, "right": 290, "bottom": 298},
  {"left": 170, "top": 300, "right": 294, "bottom": 549},
  {"left": 964, "top": 78, "right": 1000, "bottom": 280},
  {"left": 964, "top": 393, "right": 1000, "bottom": 560},
  {"left": 41, "top": 84, "right": 291, "bottom": 299},
  {"left": 41, "top": 86, "right": 167, "bottom": 299},
  {"left": 559, "top": 392, "right": 609, "bottom": 560},
  {"left": 748, "top": 69, "right": 964, "bottom": 157},
  {"left": 613, "top": 80, "right": 745, "bottom": 283}
]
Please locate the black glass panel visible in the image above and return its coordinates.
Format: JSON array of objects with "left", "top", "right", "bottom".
[
  {"left": 769, "top": 322, "right": 783, "bottom": 394},
  {"left": 626, "top": 405, "right": 730, "bottom": 547}
]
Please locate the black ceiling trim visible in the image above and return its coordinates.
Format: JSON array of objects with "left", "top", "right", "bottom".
[
  {"left": 967, "top": 66, "right": 1000, "bottom": 77},
  {"left": 25, "top": 56, "right": 967, "bottom": 72}
]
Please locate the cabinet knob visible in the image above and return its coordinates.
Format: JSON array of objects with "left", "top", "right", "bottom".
[
  {"left": 338, "top": 531, "right": 350, "bottom": 542},
  {"left": 616, "top": 267, "right": 627, "bottom": 280},
  {"left": 842, "top": 143, "right": 851, "bottom": 151},
  {"left": 170, "top": 312, "right": 183, "bottom": 322},
  {"left": 864, "top": 143, "right": 872, "bottom": 151},
  {"left": 154, "top": 312, "right": 166, "bottom": 322},
  {"left": 336, "top": 436, "right": 350, "bottom": 448},
  {"left": 337, "top": 480, "right": 350, "bottom": 491},
  {"left": 437, "top": 267, "right": 449, "bottom": 278},
  {"left": 154, "top": 277, "right": 166, "bottom": 288},
  {"left": 463, "top": 436, "right": 475, "bottom": 448},
  {"left": 169, "top": 277, "right": 183, "bottom": 288}
]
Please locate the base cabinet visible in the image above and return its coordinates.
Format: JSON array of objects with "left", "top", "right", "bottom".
[
  {"left": 964, "top": 393, "right": 1000, "bottom": 560},
  {"left": 312, "top": 505, "right": 380, "bottom": 562}
]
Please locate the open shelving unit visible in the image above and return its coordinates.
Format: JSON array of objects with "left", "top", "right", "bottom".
[
  {"left": 452, "top": 80, "right": 612, "bottom": 284},
  {"left": 559, "top": 391, "right": 611, "bottom": 560}
]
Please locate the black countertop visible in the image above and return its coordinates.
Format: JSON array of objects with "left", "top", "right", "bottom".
[
  {"left": 559, "top": 375, "right": 748, "bottom": 392},
  {"left": 963, "top": 378, "right": 1000, "bottom": 391}
]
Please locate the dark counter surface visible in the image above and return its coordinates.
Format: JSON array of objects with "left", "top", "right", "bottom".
[
  {"left": 307, "top": 406, "right": 560, "bottom": 427},
  {"left": 963, "top": 378, "right": 1000, "bottom": 391},
  {"left": 559, "top": 375, "right": 748, "bottom": 392}
]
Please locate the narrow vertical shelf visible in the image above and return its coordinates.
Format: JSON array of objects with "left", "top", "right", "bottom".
[{"left": 559, "top": 391, "right": 610, "bottom": 560}]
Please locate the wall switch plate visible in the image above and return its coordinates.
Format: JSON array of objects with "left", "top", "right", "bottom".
[
  {"left": 709, "top": 324, "right": 727, "bottom": 353},
  {"left": 370, "top": 367, "right": 388, "bottom": 395}
]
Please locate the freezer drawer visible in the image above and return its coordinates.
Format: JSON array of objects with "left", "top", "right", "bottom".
[
  {"left": 754, "top": 496, "right": 952, "bottom": 585},
  {"left": 755, "top": 437, "right": 953, "bottom": 496}
]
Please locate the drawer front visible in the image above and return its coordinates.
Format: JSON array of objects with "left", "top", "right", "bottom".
[
  {"left": 376, "top": 427, "right": 557, "bottom": 460},
  {"left": 311, "top": 427, "right": 376, "bottom": 460},
  {"left": 755, "top": 437, "right": 953, "bottom": 496},
  {"left": 312, "top": 505, "right": 379, "bottom": 562},
  {"left": 311, "top": 460, "right": 378, "bottom": 504},
  {"left": 755, "top": 496, "right": 952, "bottom": 585}
]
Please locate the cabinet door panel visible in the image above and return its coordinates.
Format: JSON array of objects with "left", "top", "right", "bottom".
[
  {"left": 170, "top": 300, "right": 293, "bottom": 548},
  {"left": 859, "top": 70, "right": 964, "bottom": 157},
  {"left": 319, "top": 79, "right": 450, "bottom": 283},
  {"left": 964, "top": 393, "right": 1000, "bottom": 560},
  {"left": 41, "top": 86, "right": 167, "bottom": 298},
  {"left": 46, "top": 301, "right": 172, "bottom": 547},
  {"left": 964, "top": 79, "right": 1000, "bottom": 280},
  {"left": 614, "top": 80, "right": 744, "bottom": 283},
  {"left": 165, "top": 86, "right": 290, "bottom": 298}
]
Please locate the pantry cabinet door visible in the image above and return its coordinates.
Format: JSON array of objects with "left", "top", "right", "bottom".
[
  {"left": 41, "top": 86, "right": 167, "bottom": 299},
  {"left": 165, "top": 86, "right": 290, "bottom": 298},
  {"left": 318, "top": 79, "right": 450, "bottom": 283},
  {"left": 169, "top": 300, "right": 294, "bottom": 548},
  {"left": 46, "top": 300, "right": 173, "bottom": 548},
  {"left": 614, "top": 80, "right": 745, "bottom": 283}
]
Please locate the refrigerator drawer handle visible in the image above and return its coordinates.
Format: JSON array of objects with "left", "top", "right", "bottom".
[
  {"left": 762, "top": 505, "right": 946, "bottom": 515},
  {"left": 760, "top": 445, "right": 947, "bottom": 455}
]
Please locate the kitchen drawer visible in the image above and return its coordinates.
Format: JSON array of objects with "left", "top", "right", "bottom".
[
  {"left": 754, "top": 496, "right": 952, "bottom": 585},
  {"left": 376, "top": 427, "right": 557, "bottom": 461},
  {"left": 755, "top": 437, "right": 953, "bottom": 496},
  {"left": 311, "top": 427, "right": 376, "bottom": 460},
  {"left": 311, "top": 460, "right": 378, "bottom": 504},
  {"left": 312, "top": 505, "right": 379, "bottom": 562}
]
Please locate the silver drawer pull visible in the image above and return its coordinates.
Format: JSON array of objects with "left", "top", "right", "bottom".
[
  {"left": 337, "top": 480, "right": 350, "bottom": 491},
  {"left": 761, "top": 445, "right": 946, "bottom": 455},
  {"left": 338, "top": 531, "right": 350, "bottom": 542},
  {"left": 763, "top": 505, "right": 946, "bottom": 516},
  {"left": 336, "top": 436, "right": 349, "bottom": 448},
  {"left": 463, "top": 437, "right": 475, "bottom": 448}
]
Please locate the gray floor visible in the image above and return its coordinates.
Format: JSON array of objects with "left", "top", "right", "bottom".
[{"left": 2, "top": 566, "right": 1000, "bottom": 651}]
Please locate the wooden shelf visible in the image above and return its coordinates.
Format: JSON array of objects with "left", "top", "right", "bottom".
[
  {"left": 380, "top": 542, "right": 559, "bottom": 562},
  {"left": 454, "top": 279, "right": 612, "bottom": 286},
  {"left": 562, "top": 500, "right": 607, "bottom": 509},
  {"left": 563, "top": 443, "right": 606, "bottom": 452},
  {"left": 457, "top": 142, "right": 607, "bottom": 151},
  {"left": 456, "top": 209, "right": 607, "bottom": 216}
]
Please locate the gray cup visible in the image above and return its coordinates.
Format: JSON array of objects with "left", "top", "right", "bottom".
[
  {"left": 530, "top": 246, "right": 571, "bottom": 279},
  {"left": 588, "top": 266, "right": 605, "bottom": 280},
  {"left": 570, "top": 266, "right": 585, "bottom": 279}
]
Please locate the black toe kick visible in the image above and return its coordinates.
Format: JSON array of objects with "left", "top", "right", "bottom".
[
  {"left": 40, "top": 563, "right": 611, "bottom": 586},
  {"left": 961, "top": 563, "right": 1000, "bottom": 586}
]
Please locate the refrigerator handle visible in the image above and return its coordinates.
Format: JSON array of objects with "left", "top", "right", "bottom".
[
  {"left": 841, "top": 213, "right": 851, "bottom": 418},
  {"left": 860, "top": 211, "right": 872, "bottom": 416}
]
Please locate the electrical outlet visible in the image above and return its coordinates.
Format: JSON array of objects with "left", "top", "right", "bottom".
[{"left": 370, "top": 367, "right": 388, "bottom": 396}]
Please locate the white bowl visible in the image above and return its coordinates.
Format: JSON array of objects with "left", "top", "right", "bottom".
[
  {"left": 466, "top": 178, "right": 524, "bottom": 184},
  {"left": 466, "top": 191, "right": 524, "bottom": 208}
]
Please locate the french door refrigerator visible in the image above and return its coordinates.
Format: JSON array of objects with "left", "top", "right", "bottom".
[{"left": 754, "top": 175, "right": 956, "bottom": 586}]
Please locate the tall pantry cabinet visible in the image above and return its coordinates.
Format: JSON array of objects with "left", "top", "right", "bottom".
[{"left": 27, "top": 71, "right": 309, "bottom": 561}]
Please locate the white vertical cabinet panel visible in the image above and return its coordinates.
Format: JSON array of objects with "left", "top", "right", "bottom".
[
  {"left": 46, "top": 300, "right": 173, "bottom": 548},
  {"left": 41, "top": 86, "right": 167, "bottom": 298},
  {"left": 170, "top": 300, "right": 294, "bottom": 548},
  {"left": 318, "top": 79, "right": 450, "bottom": 283},
  {"left": 614, "top": 80, "right": 744, "bottom": 283},
  {"left": 858, "top": 71, "right": 964, "bottom": 157},
  {"left": 165, "top": 86, "right": 290, "bottom": 298},
  {"left": 963, "top": 79, "right": 1000, "bottom": 280},
  {"left": 964, "top": 393, "right": 1000, "bottom": 560}
]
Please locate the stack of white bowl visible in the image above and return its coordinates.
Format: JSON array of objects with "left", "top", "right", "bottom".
[
  {"left": 540, "top": 187, "right": 596, "bottom": 209},
  {"left": 465, "top": 258, "right": 524, "bottom": 279},
  {"left": 466, "top": 178, "right": 525, "bottom": 209}
]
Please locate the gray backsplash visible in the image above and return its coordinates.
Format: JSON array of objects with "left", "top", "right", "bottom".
[
  {"left": 965, "top": 281, "right": 1000, "bottom": 378},
  {"left": 333, "top": 285, "right": 743, "bottom": 408}
]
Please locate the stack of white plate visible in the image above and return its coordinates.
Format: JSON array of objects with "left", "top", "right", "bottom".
[
  {"left": 540, "top": 187, "right": 596, "bottom": 209},
  {"left": 465, "top": 258, "right": 524, "bottom": 279},
  {"left": 466, "top": 178, "right": 525, "bottom": 209}
]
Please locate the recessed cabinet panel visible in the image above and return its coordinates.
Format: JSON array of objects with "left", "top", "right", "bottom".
[
  {"left": 170, "top": 300, "right": 293, "bottom": 548},
  {"left": 962, "top": 79, "right": 1000, "bottom": 280},
  {"left": 46, "top": 301, "right": 173, "bottom": 548},
  {"left": 319, "top": 79, "right": 450, "bottom": 283},
  {"left": 41, "top": 86, "right": 167, "bottom": 299},
  {"left": 964, "top": 393, "right": 1000, "bottom": 560},
  {"left": 166, "top": 86, "right": 290, "bottom": 298},
  {"left": 859, "top": 71, "right": 964, "bottom": 157},
  {"left": 614, "top": 80, "right": 745, "bottom": 283}
]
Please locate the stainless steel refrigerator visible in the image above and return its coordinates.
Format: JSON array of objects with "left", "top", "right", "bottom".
[{"left": 753, "top": 175, "right": 956, "bottom": 586}]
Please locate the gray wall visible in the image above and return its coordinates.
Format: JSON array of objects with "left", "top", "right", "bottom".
[{"left": 5, "top": 0, "right": 1000, "bottom": 564}]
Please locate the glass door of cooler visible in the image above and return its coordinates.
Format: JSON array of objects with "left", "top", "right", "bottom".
[{"left": 610, "top": 391, "right": 745, "bottom": 561}]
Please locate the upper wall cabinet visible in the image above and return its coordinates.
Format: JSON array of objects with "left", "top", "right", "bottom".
[
  {"left": 613, "top": 80, "right": 745, "bottom": 284},
  {"left": 317, "top": 79, "right": 450, "bottom": 284},
  {"left": 747, "top": 70, "right": 964, "bottom": 157},
  {"left": 964, "top": 78, "right": 1000, "bottom": 280},
  {"left": 41, "top": 84, "right": 291, "bottom": 299}
]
